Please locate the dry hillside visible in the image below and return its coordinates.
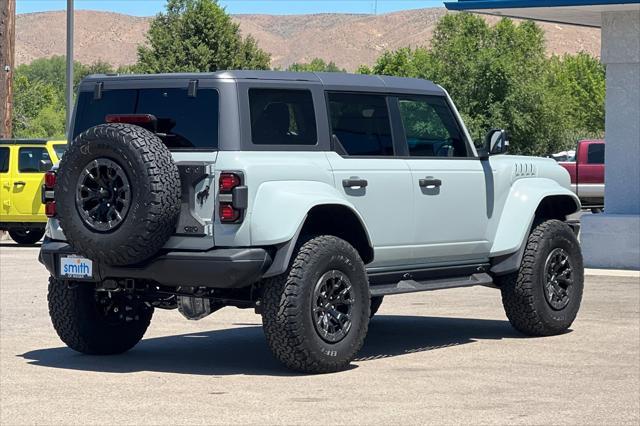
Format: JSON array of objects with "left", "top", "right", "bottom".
[{"left": 16, "top": 9, "right": 601, "bottom": 71}]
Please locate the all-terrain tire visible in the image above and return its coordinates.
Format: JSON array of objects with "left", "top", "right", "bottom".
[
  {"left": 56, "top": 123, "right": 180, "bottom": 266},
  {"left": 47, "top": 277, "right": 153, "bottom": 354},
  {"left": 261, "top": 235, "right": 370, "bottom": 373},
  {"left": 9, "top": 227, "right": 45, "bottom": 245},
  {"left": 370, "top": 296, "right": 384, "bottom": 319},
  {"left": 498, "top": 219, "right": 584, "bottom": 336}
]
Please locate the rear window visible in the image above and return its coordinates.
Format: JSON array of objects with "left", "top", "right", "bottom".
[
  {"left": 73, "top": 88, "right": 219, "bottom": 150},
  {"left": 0, "top": 147, "right": 9, "bottom": 173},
  {"left": 587, "top": 143, "right": 604, "bottom": 164},
  {"left": 249, "top": 89, "right": 317, "bottom": 145}
]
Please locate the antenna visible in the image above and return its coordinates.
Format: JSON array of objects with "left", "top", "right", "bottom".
[{"left": 374, "top": 0, "right": 378, "bottom": 15}]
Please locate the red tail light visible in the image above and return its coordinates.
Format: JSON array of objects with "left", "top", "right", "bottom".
[
  {"left": 219, "top": 173, "right": 241, "bottom": 193},
  {"left": 218, "top": 172, "right": 245, "bottom": 223},
  {"left": 219, "top": 203, "right": 240, "bottom": 222},
  {"left": 44, "top": 171, "right": 57, "bottom": 188},
  {"left": 42, "top": 171, "right": 57, "bottom": 217},
  {"left": 45, "top": 201, "right": 57, "bottom": 218}
]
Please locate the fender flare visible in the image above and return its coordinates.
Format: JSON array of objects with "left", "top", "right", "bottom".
[
  {"left": 490, "top": 178, "right": 580, "bottom": 275},
  {"left": 250, "top": 181, "right": 373, "bottom": 278}
]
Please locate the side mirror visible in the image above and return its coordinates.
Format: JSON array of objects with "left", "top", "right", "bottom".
[
  {"left": 480, "top": 129, "right": 509, "bottom": 159},
  {"left": 39, "top": 159, "right": 53, "bottom": 172}
]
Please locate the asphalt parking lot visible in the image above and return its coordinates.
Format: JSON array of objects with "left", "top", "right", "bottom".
[{"left": 1, "top": 242, "right": 638, "bottom": 425}]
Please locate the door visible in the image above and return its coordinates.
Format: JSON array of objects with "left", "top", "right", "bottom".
[
  {"left": 12, "top": 146, "right": 51, "bottom": 217},
  {"left": 0, "top": 146, "right": 12, "bottom": 220},
  {"left": 396, "top": 95, "right": 491, "bottom": 265},
  {"left": 326, "top": 92, "right": 413, "bottom": 268}
]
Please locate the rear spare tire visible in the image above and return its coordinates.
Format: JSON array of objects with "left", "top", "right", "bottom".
[{"left": 56, "top": 123, "right": 180, "bottom": 266}]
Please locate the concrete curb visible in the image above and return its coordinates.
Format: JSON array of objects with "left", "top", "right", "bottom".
[{"left": 585, "top": 268, "right": 640, "bottom": 278}]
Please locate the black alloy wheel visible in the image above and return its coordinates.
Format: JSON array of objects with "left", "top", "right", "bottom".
[{"left": 76, "top": 158, "right": 131, "bottom": 232}]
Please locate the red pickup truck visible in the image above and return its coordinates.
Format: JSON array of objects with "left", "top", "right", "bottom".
[{"left": 559, "top": 139, "right": 605, "bottom": 211}]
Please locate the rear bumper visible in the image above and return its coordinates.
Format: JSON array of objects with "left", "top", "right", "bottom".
[{"left": 39, "top": 240, "right": 272, "bottom": 289}]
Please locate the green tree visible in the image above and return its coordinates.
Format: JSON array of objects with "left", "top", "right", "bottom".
[
  {"left": 361, "top": 13, "right": 604, "bottom": 156},
  {"left": 287, "top": 58, "right": 345, "bottom": 73},
  {"left": 136, "top": 0, "right": 270, "bottom": 73},
  {"left": 12, "top": 74, "right": 65, "bottom": 139}
]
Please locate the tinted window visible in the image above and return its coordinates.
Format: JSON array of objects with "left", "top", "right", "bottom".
[
  {"left": 74, "top": 88, "right": 219, "bottom": 150},
  {"left": 398, "top": 96, "right": 468, "bottom": 158},
  {"left": 328, "top": 93, "right": 393, "bottom": 156},
  {"left": 18, "top": 147, "right": 50, "bottom": 173},
  {"left": 587, "top": 143, "right": 604, "bottom": 164},
  {"left": 53, "top": 144, "right": 67, "bottom": 160},
  {"left": 249, "top": 89, "right": 317, "bottom": 145},
  {"left": 0, "top": 148, "right": 9, "bottom": 173}
]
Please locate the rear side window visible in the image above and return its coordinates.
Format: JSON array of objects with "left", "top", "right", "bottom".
[
  {"left": 0, "top": 147, "right": 9, "bottom": 173},
  {"left": 328, "top": 93, "right": 393, "bottom": 156},
  {"left": 52, "top": 144, "right": 67, "bottom": 160},
  {"left": 249, "top": 89, "right": 317, "bottom": 145},
  {"left": 398, "top": 96, "right": 469, "bottom": 158},
  {"left": 18, "top": 147, "right": 50, "bottom": 173},
  {"left": 587, "top": 143, "right": 604, "bottom": 164},
  {"left": 73, "top": 88, "right": 219, "bottom": 150}
]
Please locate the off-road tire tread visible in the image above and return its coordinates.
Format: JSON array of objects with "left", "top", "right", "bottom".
[
  {"left": 56, "top": 123, "right": 180, "bottom": 266},
  {"left": 499, "top": 219, "right": 583, "bottom": 336},
  {"left": 262, "top": 235, "right": 369, "bottom": 373},
  {"left": 47, "top": 277, "right": 153, "bottom": 354}
]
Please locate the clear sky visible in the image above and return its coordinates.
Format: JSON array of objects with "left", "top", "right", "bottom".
[{"left": 17, "top": 1, "right": 447, "bottom": 16}]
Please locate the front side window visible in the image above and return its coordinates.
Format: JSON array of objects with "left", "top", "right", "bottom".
[
  {"left": 587, "top": 143, "right": 604, "bottom": 164},
  {"left": 74, "top": 87, "right": 219, "bottom": 150},
  {"left": 398, "top": 96, "right": 469, "bottom": 158},
  {"left": 328, "top": 93, "right": 393, "bottom": 156},
  {"left": 249, "top": 89, "right": 317, "bottom": 145},
  {"left": 0, "top": 147, "right": 9, "bottom": 173},
  {"left": 18, "top": 147, "right": 50, "bottom": 173}
]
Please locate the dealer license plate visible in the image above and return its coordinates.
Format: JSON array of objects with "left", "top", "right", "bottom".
[{"left": 60, "top": 256, "right": 93, "bottom": 279}]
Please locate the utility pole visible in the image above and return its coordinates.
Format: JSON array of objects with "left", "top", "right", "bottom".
[
  {"left": 66, "top": 0, "right": 74, "bottom": 135},
  {"left": 0, "top": 0, "right": 15, "bottom": 138}
]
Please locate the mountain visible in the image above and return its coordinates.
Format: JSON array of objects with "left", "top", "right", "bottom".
[{"left": 16, "top": 9, "right": 601, "bottom": 71}]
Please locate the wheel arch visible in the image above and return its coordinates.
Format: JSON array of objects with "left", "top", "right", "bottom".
[
  {"left": 490, "top": 179, "right": 580, "bottom": 275},
  {"left": 262, "top": 203, "right": 374, "bottom": 278}
]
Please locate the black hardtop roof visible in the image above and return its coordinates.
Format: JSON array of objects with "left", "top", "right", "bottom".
[{"left": 80, "top": 70, "right": 445, "bottom": 95}]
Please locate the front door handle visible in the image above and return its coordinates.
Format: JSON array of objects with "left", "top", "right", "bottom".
[
  {"left": 14, "top": 181, "right": 26, "bottom": 187},
  {"left": 419, "top": 178, "right": 442, "bottom": 188},
  {"left": 342, "top": 178, "right": 368, "bottom": 189}
]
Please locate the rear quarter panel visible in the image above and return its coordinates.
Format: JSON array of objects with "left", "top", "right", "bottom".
[{"left": 213, "top": 151, "right": 347, "bottom": 247}]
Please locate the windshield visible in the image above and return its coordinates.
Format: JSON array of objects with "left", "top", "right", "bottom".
[{"left": 73, "top": 87, "right": 219, "bottom": 150}]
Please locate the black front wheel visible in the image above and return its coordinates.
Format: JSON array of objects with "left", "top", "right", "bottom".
[
  {"left": 9, "top": 227, "right": 45, "bottom": 245},
  {"left": 498, "top": 219, "right": 584, "bottom": 336},
  {"left": 261, "top": 235, "right": 370, "bottom": 373},
  {"left": 48, "top": 277, "right": 153, "bottom": 354}
]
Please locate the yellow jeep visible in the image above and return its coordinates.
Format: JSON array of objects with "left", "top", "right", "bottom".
[{"left": 0, "top": 139, "right": 67, "bottom": 244}]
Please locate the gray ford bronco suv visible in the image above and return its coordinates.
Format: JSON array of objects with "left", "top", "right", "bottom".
[{"left": 40, "top": 71, "right": 583, "bottom": 373}]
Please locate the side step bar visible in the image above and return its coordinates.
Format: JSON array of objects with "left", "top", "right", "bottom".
[{"left": 369, "top": 272, "right": 494, "bottom": 297}]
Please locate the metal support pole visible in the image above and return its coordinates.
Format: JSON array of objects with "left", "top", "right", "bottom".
[{"left": 65, "top": 0, "right": 74, "bottom": 136}]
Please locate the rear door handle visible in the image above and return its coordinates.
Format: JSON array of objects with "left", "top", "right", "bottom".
[
  {"left": 419, "top": 178, "right": 442, "bottom": 188},
  {"left": 14, "top": 181, "right": 26, "bottom": 186},
  {"left": 342, "top": 178, "right": 368, "bottom": 189}
]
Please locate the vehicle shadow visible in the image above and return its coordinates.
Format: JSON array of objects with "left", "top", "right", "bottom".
[
  {"left": 0, "top": 242, "right": 41, "bottom": 248},
  {"left": 19, "top": 315, "right": 523, "bottom": 377}
]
